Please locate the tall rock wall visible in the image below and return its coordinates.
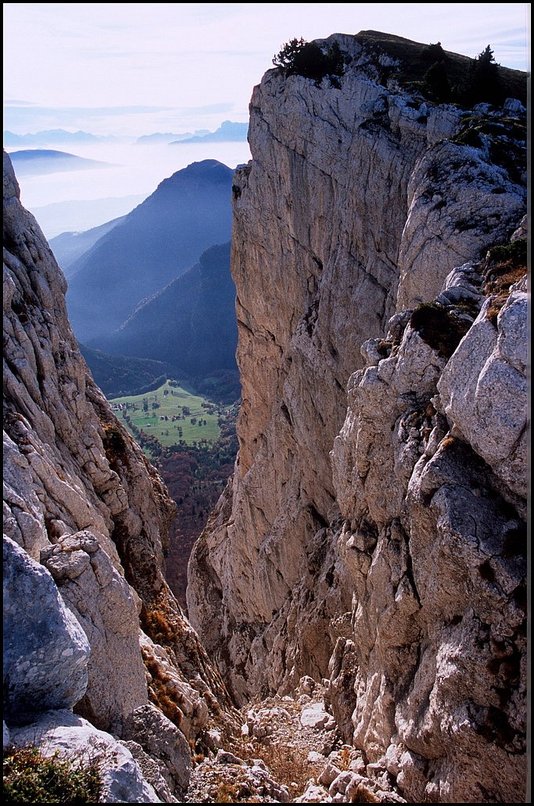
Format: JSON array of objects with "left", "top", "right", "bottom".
[
  {"left": 3, "top": 150, "right": 237, "bottom": 761},
  {"left": 187, "top": 33, "right": 528, "bottom": 801}
]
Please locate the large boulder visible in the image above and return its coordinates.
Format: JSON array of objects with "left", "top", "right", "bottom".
[
  {"left": 438, "top": 288, "right": 528, "bottom": 504},
  {"left": 3, "top": 536, "right": 89, "bottom": 724},
  {"left": 123, "top": 703, "right": 191, "bottom": 795}
]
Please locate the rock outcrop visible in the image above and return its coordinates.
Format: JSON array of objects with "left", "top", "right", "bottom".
[
  {"left": 3, "top": 149, "right": 238, "bottom": 799},
  {"left": 188, "top": 33, "right": 528, "bottom": 802},
  {"left": 3, "top": 535, "right": 90, "bottom": 724}
]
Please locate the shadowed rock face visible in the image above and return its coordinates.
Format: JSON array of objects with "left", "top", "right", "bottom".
[
  {"left": 187, "top": 34, "right": 528, "bottom": 802},
  {"left": 3, "top": 149, "right": 237, "bottom": 746}
]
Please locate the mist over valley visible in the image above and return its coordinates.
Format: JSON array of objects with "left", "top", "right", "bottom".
[{"left": 5, "top": 135, "right": 251, "bottom": 237}]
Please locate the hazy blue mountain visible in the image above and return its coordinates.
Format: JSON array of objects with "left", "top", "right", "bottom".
[
  {"left": 3, "top": 129, "right": 104, "bottom": 146},
  {"left": 9, "top": 149, "right": 110, "bottom": 175},
  {"left": 50, "top": 216, "right": 126, "bottom": 276},
  {"left": 91, "top": 242, "right": 239, "bottom": 400},
  {"left": 135, "top": 130, "right": 210, "bottom": 144},
  {"left": 66, "top": 159, "right": 233, "bottom": 343},
  {"left": 171, "top": 121, "right": 248, "bottom": 144}
]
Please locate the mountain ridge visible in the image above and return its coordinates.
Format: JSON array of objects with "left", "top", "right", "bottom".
[
  {"left": 8, "top": 148, "right": 110, "bottom": 175},
  {"left": 172, "top": 120, "right": 248, "bottom": 144},
  {"left": 66, "top": 159, "right": 233, "bottom": 343}
]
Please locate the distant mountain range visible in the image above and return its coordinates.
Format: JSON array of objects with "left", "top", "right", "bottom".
[
  {"left": 66, "top": 159, "right": 233, "bottom": 344},
  {"left": 8, "top": 149, "right": 110, "bottom": 176},
  {"left": 171, "top": 121, "right": 248, "bottom": 144},
  {"left": 135, "top": 130, "right": 210, "bottom": 145},
  {"left": 93, "top": 242, "right": 238, "bottom": 393},
  {"left": 3, "top": 129, "right": 107, "bottom": 146}
]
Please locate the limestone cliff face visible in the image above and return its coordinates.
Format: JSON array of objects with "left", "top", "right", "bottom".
[
  {"left": 3, "top": 150, "right": 236, "bottom": 775},
  {"left": 187, "top": 34, "right": 528, "bottom": 801}
]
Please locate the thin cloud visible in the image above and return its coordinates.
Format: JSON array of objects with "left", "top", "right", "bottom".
[
  {"left": 180, "top": 103, "right": 235, "bottom": 115},
  {"left": 4, "top": 99, "right": 38, "bottom": 107},
  {"left": 4, "top": 104, "right": 175, "bottom": 118}
]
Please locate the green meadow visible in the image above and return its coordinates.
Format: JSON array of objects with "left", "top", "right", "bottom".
[{"left": 110, "top": 380, "right": 222, "bottom": 448}]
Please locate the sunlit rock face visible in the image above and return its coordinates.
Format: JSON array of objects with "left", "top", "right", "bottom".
[
  {"left": 3, "top": 149, "right": 237, "bottom": 750},
  {"left": 187, "top": 33, "right": 528, "bottom": 802}
]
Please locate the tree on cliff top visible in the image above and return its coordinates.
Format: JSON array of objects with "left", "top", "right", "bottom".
[
  {"left": 273, "top": 38, "right": 346, "bottom": 84},
  {"left": 466, "top": 45, "right": 504, "bottom": 104}
]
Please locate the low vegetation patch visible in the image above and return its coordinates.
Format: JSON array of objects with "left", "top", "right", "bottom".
[
  {"left": 482, "top": 239, "right": 527, "bottom": 324},
  {"left": 3, "top": 745, "right": 102, "bottom": 804},
  {"left": 410, "top": 302, "right": 472, "bottom": 358},
  {"left": 355, "top": 33, "right": 526, "bottom": 107},
  {"left": 225, "top": 735, "right": 321, "bottom": 798},
  {"left": 253, "top": 742, "right": 312, "bottom": 792},
  {"left": 101, "top": 421, "right": 128, "bottom": 462}
]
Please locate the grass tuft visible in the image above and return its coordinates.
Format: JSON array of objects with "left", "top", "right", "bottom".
[{"left": 3, "top": 745, "right": 103, "bottom": 804}]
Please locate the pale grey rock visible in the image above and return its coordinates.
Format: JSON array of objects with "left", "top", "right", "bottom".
[
  {"left": 188, "top": 33, "right": 526, "bottom": 804},
  {"left": 332, "top": 324, "right": 445, "bottom": 528},
  {"left": 328, "top": 770, "right": 354, "bottom": 796},
  {"left": 300, "top": 702, "right": 335, "bottom": 730},
  {"left": 438, "top": 291, "right": 528, "bottom": 502},
  {"left": 139, "top": 633, "right": 216, "bottom": 742},
  {"left": 504, "top": 97, "right": 525, "bottom": 114},
  {"left": 3, "top": 433, "right": 47, "bottom": 558},
  {"left": 511, "top": 214, "right": 527, "bottom": 241},
  {"left": 329, "top": 770, "right": 407, "bottom": 803},
  {"left": 396, "top": 140, "right": 525, "bottom": 310},
  {"left": 123, "top": 704, "right": 191, "bottom": 795},
  {"left": 3, "top": 535, "right": 89, "bottom": 723},
  {"left": 297, "top": 781, "right": 331, "bottom": 802},
  {"left": 318, "top": 761, "right": 342, "bottom": 787},
  {"left": 41, "top": 531, "right": 147, "bottom": 735},
  {"left": 246, "top": 766, "right": 291, "bottom": 802},
  {"left": 189, "top": 752, "right": 292, "bottom": 803},
  {"left": 9, "top": 710, "right": 161, "bottom": 803},
  {"left": 205, "top": 727, "right": 223, "bottom": 749},
  {"left": 298, "top": 675, "right": 316, "bottom": 696},
  {"left": 190, "top": 32, "right": 524, "bottom": 702},
  {"left": 329, "top": 298, "right": 527, "bottom": 803},
  {"left": 215, "top": 749, "right": 246, "bottom": 765},
  {"left": 328, "top": 300, "right": 527, "bottom": 800},
  {"left": 121, "top": 740, "right": 178, "bottom": 803}
]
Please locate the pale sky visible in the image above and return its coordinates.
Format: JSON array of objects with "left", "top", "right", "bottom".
[{"left": 3, "top": 3, "right": 530, "bottom": 136}]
